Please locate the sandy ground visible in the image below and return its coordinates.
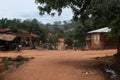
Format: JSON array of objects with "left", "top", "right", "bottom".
[{"left": 0, "top": 49, "right": 117, "bottom": 80}]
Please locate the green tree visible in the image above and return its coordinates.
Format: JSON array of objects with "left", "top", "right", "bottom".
[
  {"left": 0, "top": 18, "right": 9, "bottom": 28},
  {"left": 36, "top": 0, "right": 120, "bottom": 56},
  {"left": 64, "top": 31, "right": 74, "bottom": 48},
  {"left": 87, "top": 0, "right": 120, "bottom": 56},
  {"left": 0, "top": 18, "right": 48, "bottom": 43},
  {"left": 22, "top": 19, "right": 47, "bottom": 43}
]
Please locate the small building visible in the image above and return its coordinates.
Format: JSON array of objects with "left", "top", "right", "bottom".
[
  {"left": 86, "top": 27, "right": 117, "bottom": 49},
  {"left": 0, "top": 34, "right": 17, "bottom": 51},
  {"left": 0, "top": 28, "right": 40, "bottom": 50},
  {"left": 58, "top": 38, "right": 64, "bottom": 50},
  {"left": 16, "top": 30, "right": 40, "bottom": 48}
]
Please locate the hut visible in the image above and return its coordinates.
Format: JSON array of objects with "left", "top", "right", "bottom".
[
  {"left": 0, "top": 29, "right": 40, "bottom": 50},
  {"left": 14, "top": 30, "right": 40, "bottom": 48},
  {"left": 86, "top": 27, "right": 117, "bottom": 49},
  {"left": 0, "top": 33, "right": 17, "bottom": 50}
]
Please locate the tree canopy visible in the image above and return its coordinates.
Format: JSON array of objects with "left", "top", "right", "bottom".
[
  {"left": 36, "top": 0, "right": 120, "bottom": 54},
  {"left": 35, "top": 0, "right": 120, "bottom": 21},
  {"left": 35, "top": 0, "right": 120, "bottom": 35}
]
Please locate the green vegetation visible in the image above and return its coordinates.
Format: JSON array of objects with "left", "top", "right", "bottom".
[
  {"left": 0, "top": 18, "right": 109, "bottom": 50},
  {"left": 2, "top": 55, "right": 31, "bottom": 69},
  {"left": 35, "top": 0, "right": 120, "bottom": 57}
]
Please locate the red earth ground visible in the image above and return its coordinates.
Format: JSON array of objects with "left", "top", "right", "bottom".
[{"left": 0, "top": 49, "right": 117, "bottom": 80}]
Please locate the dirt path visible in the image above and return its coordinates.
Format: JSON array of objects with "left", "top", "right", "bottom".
[{"left": 0, "top": 49, "right": 116, "bottom": 80}]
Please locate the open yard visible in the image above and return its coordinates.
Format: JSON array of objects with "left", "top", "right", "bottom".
[{"left": 0, "top": 49, "right": 117, "bottom": 80}]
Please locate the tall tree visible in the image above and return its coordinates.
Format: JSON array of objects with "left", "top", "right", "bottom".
[{"left": 35, "top": 0, "right": 120, "bottom": 56}]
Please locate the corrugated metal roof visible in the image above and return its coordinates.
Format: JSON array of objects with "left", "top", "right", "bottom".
[{"left": 88, "top": 27, "right": 111, "bottom": 34}]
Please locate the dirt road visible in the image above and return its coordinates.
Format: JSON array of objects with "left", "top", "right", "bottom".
[{"left": 0, "top": 49, "right": 116, "bottom": 80}]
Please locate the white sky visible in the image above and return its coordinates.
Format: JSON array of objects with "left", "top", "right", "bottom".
[{"left": 0, "top": 0, "right": 73, "bottom": 24}]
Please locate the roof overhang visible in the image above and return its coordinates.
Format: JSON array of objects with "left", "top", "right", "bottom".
[
  {"left": 0, "top": 34, "right": 16, "bottom": 41},
  {"left": 88, "top": 27, "right": 111, "bottom": 34}
]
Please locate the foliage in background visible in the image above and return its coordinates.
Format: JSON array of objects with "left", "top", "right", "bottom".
[
  {"left": 0, "top": 18, "right": 47, "bottom": 43},
  {"left": 35, "top": 0, "right": 120, "bottom": 55}
]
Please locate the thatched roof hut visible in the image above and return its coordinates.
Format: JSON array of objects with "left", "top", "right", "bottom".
[
  {"left": 0, "top": 34, "right": 16, "bottom": 41},
  {"left": 0, "top": 29, "right": 40, "bottom": 49}
]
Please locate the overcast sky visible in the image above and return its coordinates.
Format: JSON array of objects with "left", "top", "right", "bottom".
[{"left": 0, "top": 0, "right": 73, "bottom": 24}]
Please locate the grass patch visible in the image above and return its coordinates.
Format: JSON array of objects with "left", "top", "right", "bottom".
[{"left": 0, "top": 55, "right": 33, "bottom": 73}]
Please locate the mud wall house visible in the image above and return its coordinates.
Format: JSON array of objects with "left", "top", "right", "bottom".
[
  {"left": 0, "top": 29, "right": 40, "bottom": 49},
  {"left": 86, "top": 27, "right": 117, "bottom": 49},
  {"left": 58, "top": 38, "right": 64, "bottom": 50},
  {"left": 0, "top": 33, "right": 17, "bottom": 51},
  {"left": 0, "top": 29, "right": 20, "bottom": 50},
  {"left": 0, "top": 29, "right": 26, "bottom": 47},
  {"left": 31, "top": 33, "right": 40, "bottom": 47},
  {"left": 15, "top": 30, "right": 40, "bottom": 48},
  {"left": 18, "top": 30, "right": 32, "bottom": 47}
]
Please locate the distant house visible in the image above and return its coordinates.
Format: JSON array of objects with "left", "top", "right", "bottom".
[
  {"left": 0, "top": 28, "right": 40, "bottom": 50},
  {"left": 16, "top": 30, "right": 40, "bottom": 48},
  {"left": 0, "top": 29, "right": 17, "bottom": 50},
  {"left": 86, "top": 27, "right": 117, "bottom": 49}
]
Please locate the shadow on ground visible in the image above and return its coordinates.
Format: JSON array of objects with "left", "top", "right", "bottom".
[{"left": 57, "top": 59, "right": 100, "bottom": 70}]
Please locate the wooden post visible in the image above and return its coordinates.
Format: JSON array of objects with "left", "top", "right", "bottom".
[
  {"left": 29, "top": 33, "right": 32, "bottom": 48},
  {"left": 117, "top": 35, "right": 120, "bottom": 54}
]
